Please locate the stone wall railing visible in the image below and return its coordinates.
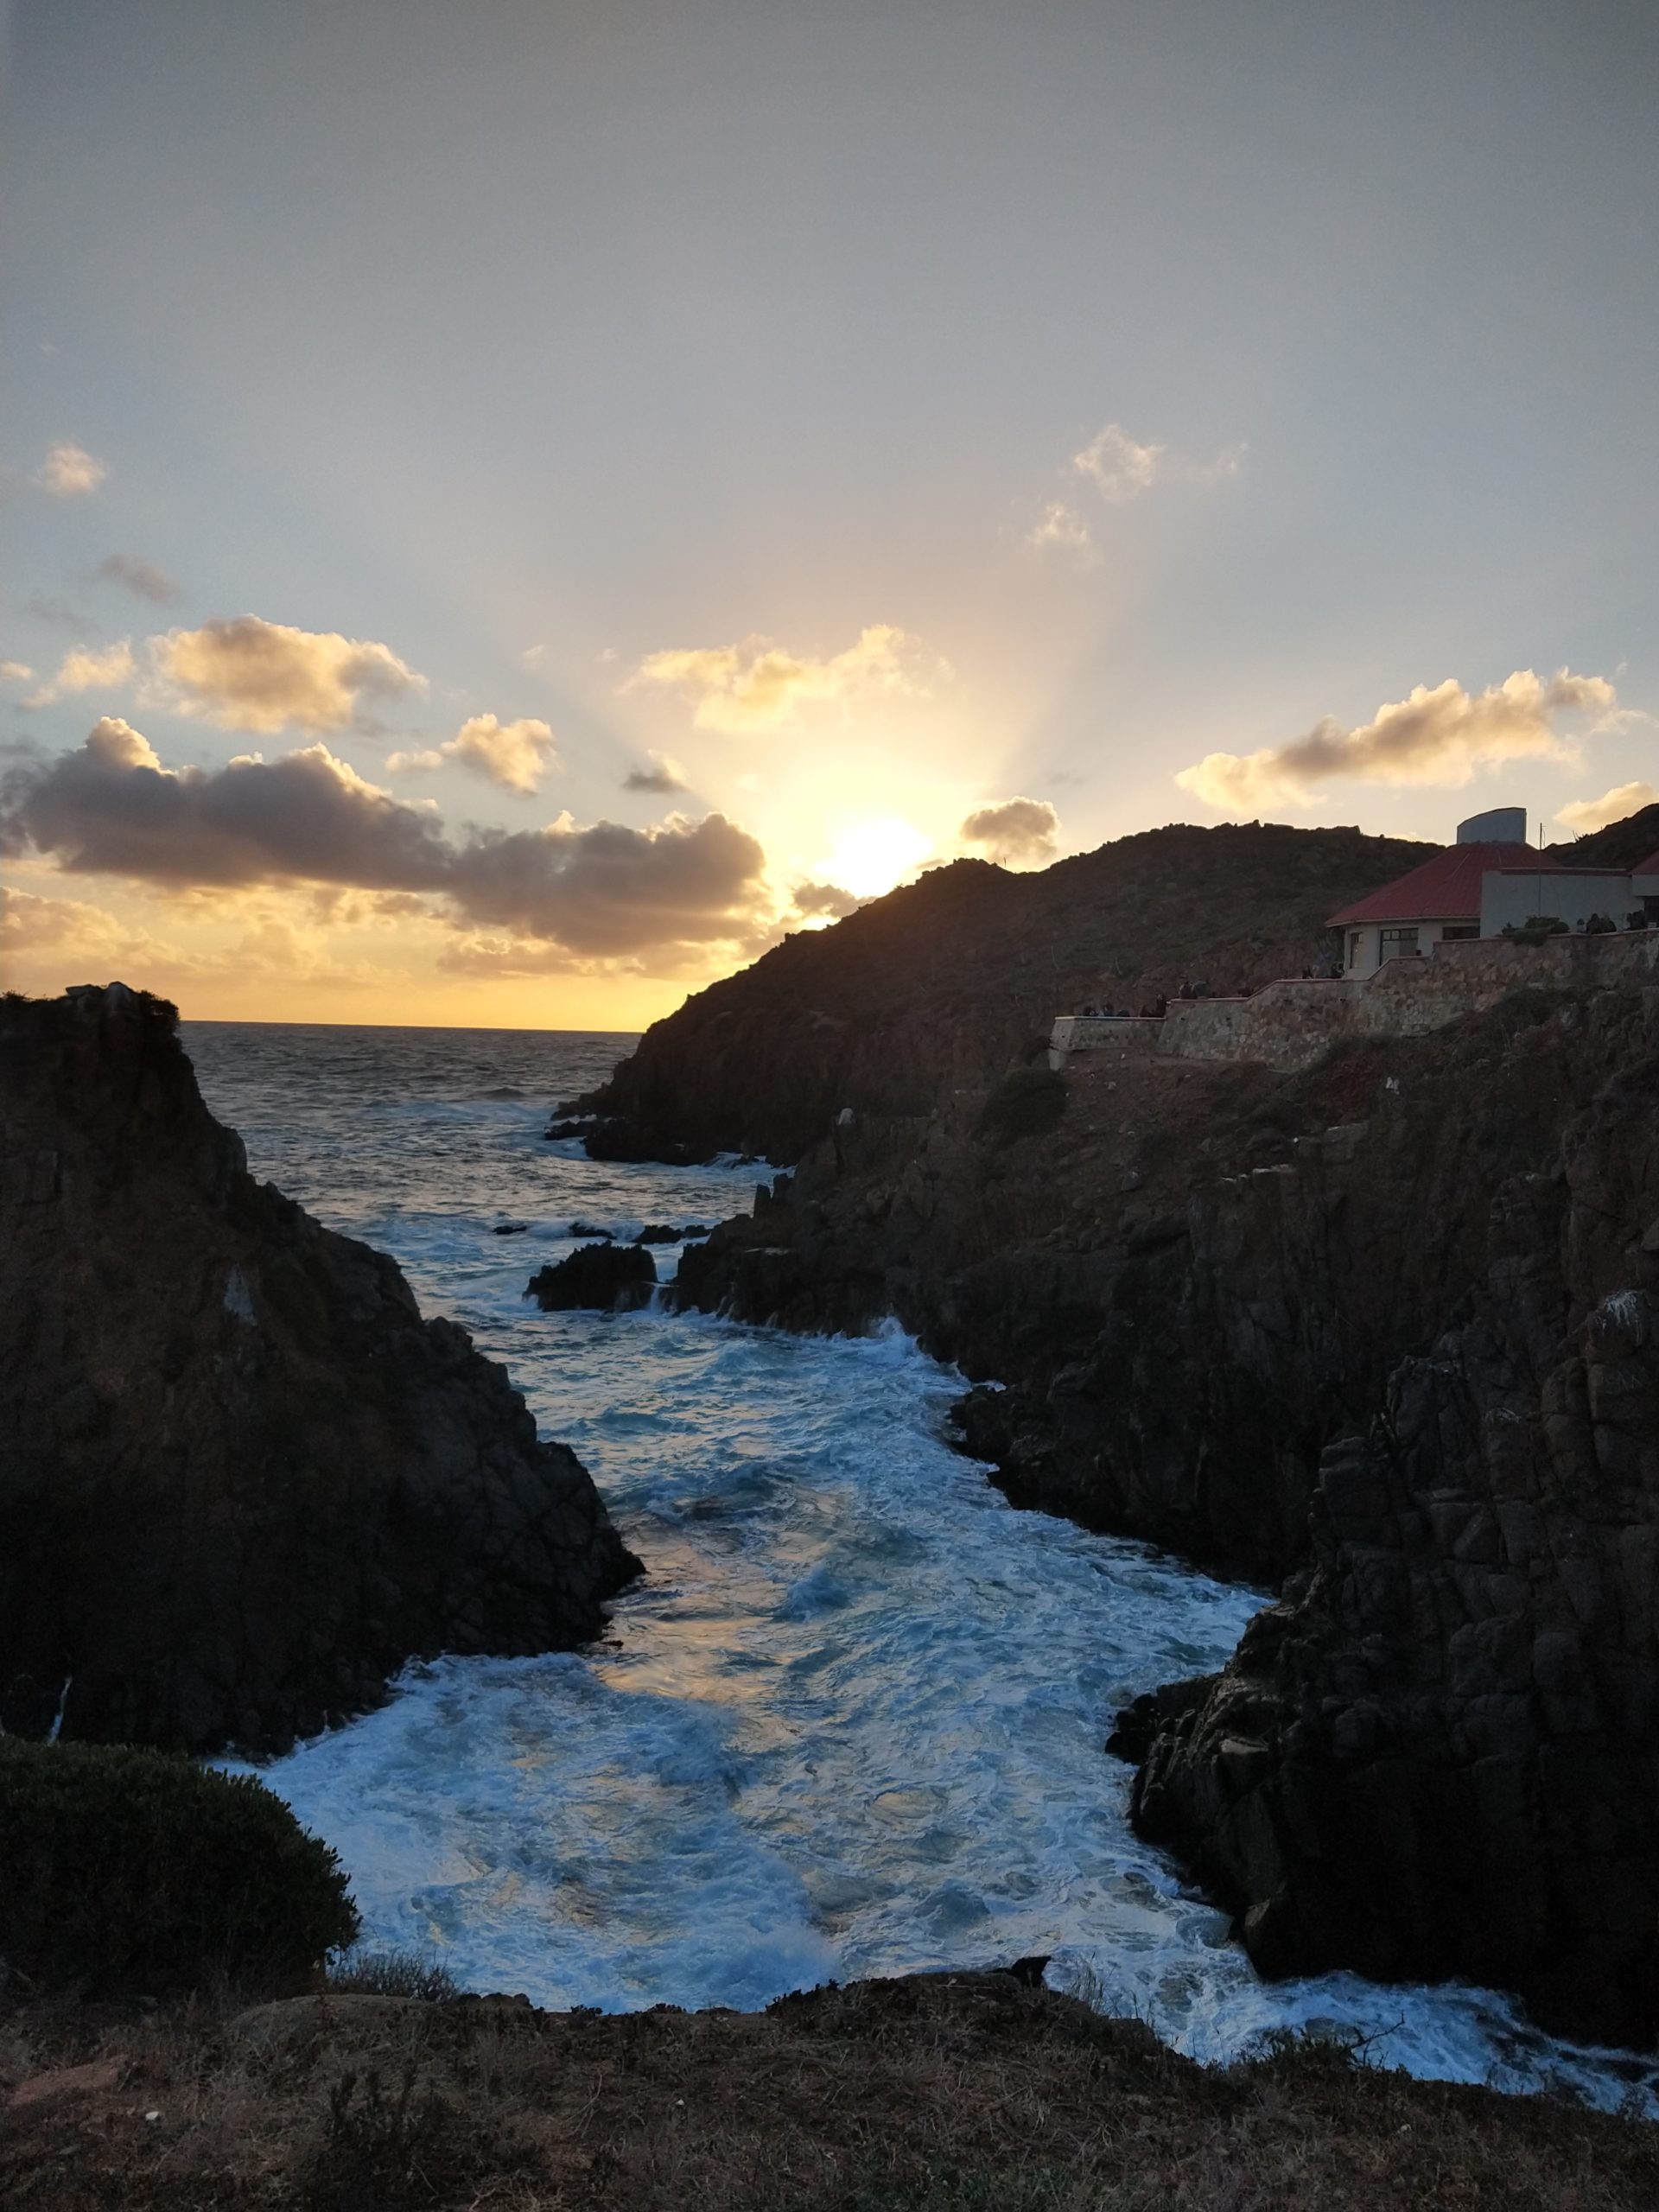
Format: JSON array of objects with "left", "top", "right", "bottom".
[{"left": 1050, "top": 930, "right": 1659, "bottom": 1076}]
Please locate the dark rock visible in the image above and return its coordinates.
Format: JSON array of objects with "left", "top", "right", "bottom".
[
  {"left": 661, "top": 967, "right": 1659, "bottom": 2045},
  {"left": 568, "top": 1220, "right": 613, "bottom": 1240},
  {"left": 527, "top": 1242, "right": 656, "bottom": 1313},
  {"left": 634, "top": 1222, "right": 708, "bottom": 1243},
  {"left": 492, "top": 1222, "right": 531, "bottom": 1236},
  {"left": 0, "top": 986, "right": 640, "bottom": 1758}
]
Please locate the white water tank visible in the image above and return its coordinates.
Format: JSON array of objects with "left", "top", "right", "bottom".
[{"left": 1457, "top": 806, "right": 1527, "bottom": 844}]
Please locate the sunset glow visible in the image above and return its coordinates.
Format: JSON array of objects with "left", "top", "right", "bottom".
[{"left": 1, "top": 5, "right": 1653, "bottom": 1025}]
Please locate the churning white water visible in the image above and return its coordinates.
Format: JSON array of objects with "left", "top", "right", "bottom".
[{"left": 188, "top": 1020, "right": 1656, "bottom": 2110}]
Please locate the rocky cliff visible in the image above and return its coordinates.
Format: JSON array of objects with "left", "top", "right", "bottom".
[
  {"left": 668, "top": 976, "right": 1659, "bottom": 2043},
  {"left": 582, "top": 822, "right": 1431, "bottom": 1163},
  {"left": 0, "top": 983, "right": 639, "bottom": 1756}
]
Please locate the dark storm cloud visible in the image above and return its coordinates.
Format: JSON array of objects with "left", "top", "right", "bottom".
[{"left": 2, "top": 721, "right": 771, "bottom": 959}]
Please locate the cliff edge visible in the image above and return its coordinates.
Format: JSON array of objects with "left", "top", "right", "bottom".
[
  {"left": 670, "top": 979, "right": 1659, "bottom": 2044},
  {"left": 0, "top": 983, "right": 639, "bottom": 1755}
]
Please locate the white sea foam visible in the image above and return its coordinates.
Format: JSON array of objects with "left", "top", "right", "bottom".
[{"left": 189, "top": 1021, "right": 1659, "bottom": 2113}]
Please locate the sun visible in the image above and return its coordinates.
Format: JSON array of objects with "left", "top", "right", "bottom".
[{"left": 818, "top": 816, "right": 933, "bottom": 899}]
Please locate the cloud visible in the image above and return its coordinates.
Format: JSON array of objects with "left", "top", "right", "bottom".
[
  {"left": 623, "top": 750, "right": 689, "bottom": 794},
  {"left": 1073, "top": 424, "right": 1165, "bottom": 504},
  {"left": 23, "top": 640, "right": 137, "bottom": 707},
  {"left": 34, "top": 442, "right": 108, "bottom": 498},
  {"left": 1, "top": 661, "right": 34, "bottom": 683},
  {"left": 387, "top": 714, "right": 558, "bottom": 796},
  {"left": 629, "top": 624, "right": 931, "bottom": 734},
  {"left": 152, "top": 615, "right": 425, "bottom": 734},
  {"left": 1, "top": 718, "right": 453, "bottom": 889},
  {"left": 3, "top": 721, "right": 772, "bottom": 963},
  {"left": 1176, "top": 669, "right": 1618, "bottom": 813},
  {"left": 1, "top": 882, "right": 159, "bottom": 960},
  {"left": 789, "top": 880, "right": 861, "bottom": 920},
  {"left": 1025, "top": 501, "right": 1096, "bottom": 558},
  {"left": 1068, "top": 422, "right": 1246, "bottom": 505},
  {"left": 95, "top": 554, "right": 181, "bottom": 604},
  {"left": 1556, "top": 780, "right": 1659, "bottom": 836},
  {"left": 959, "top": 796, "right": 1061, "bottom": 868},
  {"left": 447, "top": 811, "right": 767, "bottom": 955}
]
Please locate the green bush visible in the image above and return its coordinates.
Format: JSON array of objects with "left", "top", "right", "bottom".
[
  {"left": 0, "top": 1738, "right": 358, "bottom": 1998},
  {"left": 976, "top": 1066, "right": 1068, "bottom": 1146}
]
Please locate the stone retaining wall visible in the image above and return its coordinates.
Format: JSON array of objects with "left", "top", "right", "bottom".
[{"left": 1051, "top": 930, "right": 1659, "bottom": 1075}]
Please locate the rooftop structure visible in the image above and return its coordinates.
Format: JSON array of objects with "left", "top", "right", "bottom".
[{"left": 1328, "top": 813, "right": 1551, "bottom": 978}]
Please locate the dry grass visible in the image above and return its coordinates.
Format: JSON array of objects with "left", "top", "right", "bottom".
[{"left": 2, "top": 1970, "right": 1654, "bottom": 2209}]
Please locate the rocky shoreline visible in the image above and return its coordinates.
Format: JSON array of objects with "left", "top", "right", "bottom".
[
  {"left": 0, "top": 985, "right": 639, "bottom": 1755},
  {"left": 585, "top": 817, "right": 1659, "bottom": 2050}
]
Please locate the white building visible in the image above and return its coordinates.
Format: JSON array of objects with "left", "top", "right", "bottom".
[{"left": 1330, "top": 807, "right": 1659, "bottom": 978}]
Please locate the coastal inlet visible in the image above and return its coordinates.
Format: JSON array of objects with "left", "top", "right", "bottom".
[{"left": 189, "top": 1020, "right": 1656, "bottom": 2107}]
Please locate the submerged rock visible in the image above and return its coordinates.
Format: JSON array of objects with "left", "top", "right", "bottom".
[
  {"left": 527, "top": 1241, "right": 656, "bottom": 1313},
  {"left": 634, "top": 1221, "right": 707, "bottom": 1243},
  {"left": 0, "top": 985, "right": 639, "bottom": 1757}
]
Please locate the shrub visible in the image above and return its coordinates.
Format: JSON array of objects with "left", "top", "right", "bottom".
[
  {"left": 0, "top": 1737, "right": 358, "bottom": 1998},
  {"left": 976, "top": 1067, "right": 1068, "bottom": 1146},
  {"left": 327, "top": 1948, "right": 463, "bottom": 2003}
]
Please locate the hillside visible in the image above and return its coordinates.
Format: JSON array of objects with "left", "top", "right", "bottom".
[{"left": 583, "top": 821, "right": 1432, "bottom": 1161}]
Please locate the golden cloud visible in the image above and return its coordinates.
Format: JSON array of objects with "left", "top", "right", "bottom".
[
  {"left": 1556, "top": 780, "right": 1659, "bottom": 836},
  {"left": 1176, "top": 670, "right": 1618, "bottom": 813},
  {"left": 153, "top": 615, "right": 425, "bottom": 734},
  {"left": 629, "top": 624, "right": 931, "bottom": 734},
  {"left": 34, "top": 442, "right": 108, "bottom": 498},
  {"left": 24, "top": 640, "right": 137, "bottom": 707},
  {"left": 387, "top": 713, "right": 558, "bottom": 796}
]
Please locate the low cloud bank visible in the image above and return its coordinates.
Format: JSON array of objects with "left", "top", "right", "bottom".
[
  {"left": 1177, "top": 670, "right": 1617, "bottom": 812},
  {"left": 1, "top": 721, "right": 766, "bottom": 963},
  {"left": 959, "top": 796, "right": 1060, "bottom": 868}
]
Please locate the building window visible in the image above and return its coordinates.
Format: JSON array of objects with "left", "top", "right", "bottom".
[
  {"left": 1378, "top": 926, "right": 1421, "bottom": 960},
  {"left": 1441, "top": 924, "right": 1478, "bottom": 941},
  {"left": 1347, "top": 931, "right": 1362, "bottom": 969}
]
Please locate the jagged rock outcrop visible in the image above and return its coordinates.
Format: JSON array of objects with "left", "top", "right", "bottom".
[
  {"left": 669, "top": 982, "right": 1659, "bottom": 2041},
  {"left": 0, "top": 984, "right": 639, "bottom": 1756},
  {"left": 585, "top": 823, "right": 1432, "bottom": 1163},
  {"left": 527, "top": 1242, "right": 656, "bottom": 1312}
]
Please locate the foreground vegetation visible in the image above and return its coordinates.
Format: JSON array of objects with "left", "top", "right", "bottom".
[{"left": 3, "top": 1969, "right": 1655, "bottom": 2209}]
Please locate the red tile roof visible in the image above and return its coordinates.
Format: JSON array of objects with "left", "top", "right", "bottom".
[
  {"left": 1328, "top": 842, "right": 1555, "bottom": 926},
  {"left": 1630, "top": 849, "right": 1659, "bottom": 878}
]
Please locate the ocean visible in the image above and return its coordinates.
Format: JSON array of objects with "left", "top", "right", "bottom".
[{"left": 185, "top": 1018, "right": 1656, "bottom": 2107}]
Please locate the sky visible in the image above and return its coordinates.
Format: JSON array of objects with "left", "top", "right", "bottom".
[{"left": 3, "top": 0, "right": 1656, "bottom": 1027}]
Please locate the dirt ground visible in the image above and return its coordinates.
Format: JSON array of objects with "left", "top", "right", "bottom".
[{"left": 3, "top": 1970, "right": 1656, "bottom": 2209}]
